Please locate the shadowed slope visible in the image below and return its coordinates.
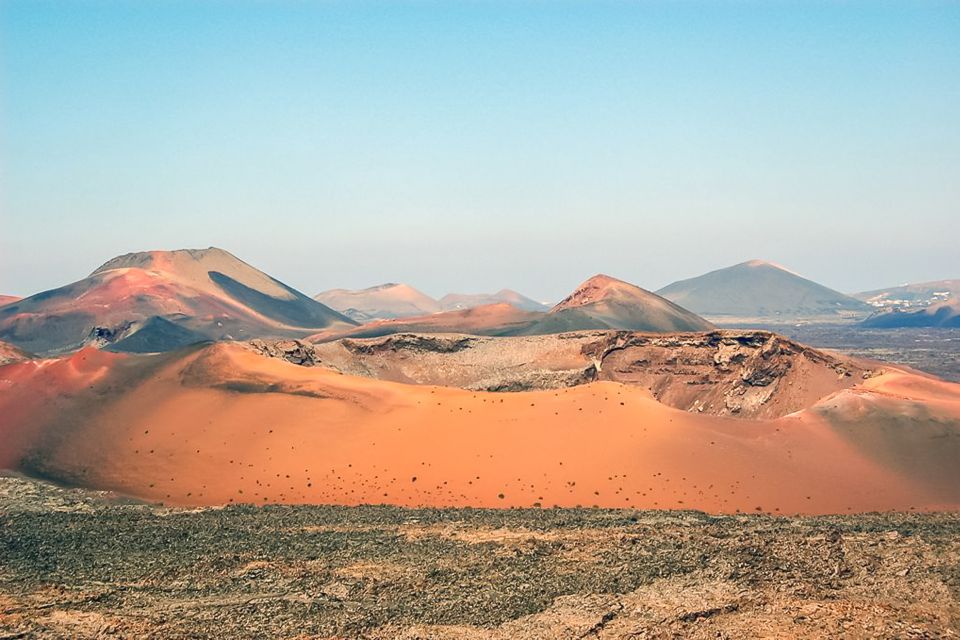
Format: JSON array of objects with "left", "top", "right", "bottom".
[{"left": 104, "top": 317, "right": 210, "bottom": 354}]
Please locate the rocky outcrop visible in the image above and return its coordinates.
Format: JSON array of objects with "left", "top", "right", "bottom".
[
  {"left": 580, "top": 331, "right": 867, "bottom": 417},
  {"left": 85, "top": 324, "right": 133, "bottom": 349},
  {"left": 246, "top": 339, "right": 323, "bottom": 366},
  {"left": 248, "top": 330, "right": 875, "bottom": 419},
  {"left": 0, "top": 339, "right": 31, "bottom": 365},
  {"left": 340, "top": 334, "right": 476, "bottom": 355}
]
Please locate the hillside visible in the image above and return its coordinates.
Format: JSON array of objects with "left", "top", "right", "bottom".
[
  {"left": 657, "top": 260, "right": 869, "bottom": 322},
  {"left": 313, "top": 275, "right": 712, "bottom": 340},
  {"left": 309, "top": 302, "right": 543, "bottom": 342},
  {"left": 0, "top": 248, "right": 354, "bottom": 355},
  {"left": 297, "top": 330, "right": 869, "bottom": 419},
  {"left": 439, "top": 289, "right": 548, "bottom": 312},
  {"left": 854, "top": 279, "right": 960, "bottom": 310},
  {"left": 862, "top": 301, "right": 960, "bottom": 329},
  {"left": 517, "top": 274, "right": 714, "bottom": 334},
  {"left": 314, "top": 283, "right": 441, "bottom": 321}
]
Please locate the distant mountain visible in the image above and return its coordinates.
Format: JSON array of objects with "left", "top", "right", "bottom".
[
  {"left": 439, "top": 290, "right": 548, "bottom": 313},
  {"left": 0, "top": 247, "right": 354, "bottom": 355},
  {"left": 314, "top": 283, "right": 441, "bottom": 321},
  {"left": 861, "top": 301, "right": 960, "bottom": 329},
  {"left": 853, "top": 280, "right": 960, "bottom": 310},
  {"left": 657, "top": 260, "right": 869, "bottom": 322},
  {"left": 311, "top": 275, "right": 711, "bottom": 341},
  {"left": 0, "top": 295, "right": 20, "bottom": 308},
  {"left": 517, "top": 274, "right": 713, "bottom": 335},
  {"left": 310, "top": 303, "right": 543, "bottom": 342}
]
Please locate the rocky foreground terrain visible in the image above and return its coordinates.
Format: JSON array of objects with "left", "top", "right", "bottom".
[{"left": 1, "top": 474, "right": 958, "bottom": 639}]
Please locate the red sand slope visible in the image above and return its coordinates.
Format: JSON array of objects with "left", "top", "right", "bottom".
[{"left": 1, "top": 343, "right": 958, "bottom": 514}]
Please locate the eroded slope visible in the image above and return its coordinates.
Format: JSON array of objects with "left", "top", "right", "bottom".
[{"left": 265, "top": 330, "right": 872, "bottom": 419}]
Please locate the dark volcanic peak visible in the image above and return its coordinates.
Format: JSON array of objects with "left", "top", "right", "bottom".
[{"left": 657, "top": 260, "right": 869, "bottom": 321}]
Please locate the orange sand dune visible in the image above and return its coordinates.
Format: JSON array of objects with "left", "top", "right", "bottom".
[{"left": 1, "top": 343, "right": 958, "bottom": 514}]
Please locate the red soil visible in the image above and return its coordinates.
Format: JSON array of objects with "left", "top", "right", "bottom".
[{"left": 2, "top": 343, "right": 958, "bottom": 514}]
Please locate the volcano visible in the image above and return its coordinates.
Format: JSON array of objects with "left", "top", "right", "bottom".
[
  {"left": 517, "top": 274, "right": 714, "bottom": 334},
  {"left": 0, "top": 248, "right": 354, "bottom": 355},
  {"left": 657, "top": 260, "right": 869, "bottom": 323}
]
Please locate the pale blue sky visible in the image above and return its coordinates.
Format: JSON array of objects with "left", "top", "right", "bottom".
[{"left": 2, "top": 1, "right": 958, "bottom": 301}]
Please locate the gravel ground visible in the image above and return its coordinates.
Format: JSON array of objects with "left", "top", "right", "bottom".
[
  {"left": 729, "top": 324, "right": 960, "bottom": 383},
  {"left": 1, "top": 474, "right": 958, "bottom": 639}
]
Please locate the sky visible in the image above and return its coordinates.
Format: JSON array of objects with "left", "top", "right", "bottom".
[{"left": 1, "top": 1, "right": 958, "bottom": 302}]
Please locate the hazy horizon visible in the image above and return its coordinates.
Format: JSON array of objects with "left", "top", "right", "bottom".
[{"left": 2, "top": 1, "right": 958, "bottom": 301}]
